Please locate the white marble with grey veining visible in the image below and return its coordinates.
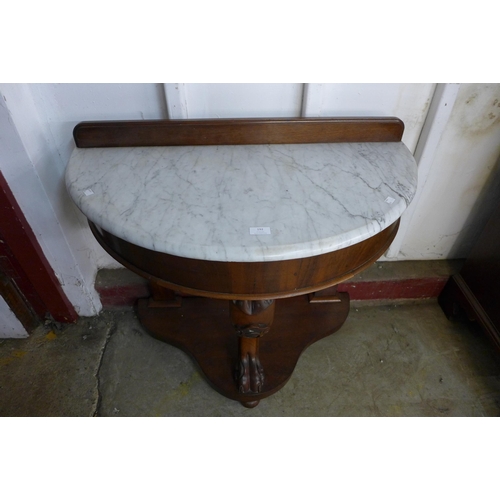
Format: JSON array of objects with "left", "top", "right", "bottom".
[{"left": 65, "top": 142, "right": 417, "bottom": 262}]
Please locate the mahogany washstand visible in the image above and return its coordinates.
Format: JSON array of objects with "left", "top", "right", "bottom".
[{"left": 66, "top": 118, "right": 417, "bottom": 408}]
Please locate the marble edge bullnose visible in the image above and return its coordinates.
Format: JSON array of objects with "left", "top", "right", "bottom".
[
  {"left": 65, "top": 142, "right": 417, "bottom": 263},
  {"left": 88, "top": 212, "right": 403, "bottom": 263}
]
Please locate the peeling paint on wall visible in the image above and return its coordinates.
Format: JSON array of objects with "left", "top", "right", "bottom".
[
  {"left": 399, "top": 83, "right": 500, "bottom": 260},
  {"left": 453, "top": 83, "right": 500, "bottom": 135}
]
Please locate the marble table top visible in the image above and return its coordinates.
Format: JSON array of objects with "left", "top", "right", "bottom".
[{"left": 65, "top": 142, "right": 418, "bottom": 262}]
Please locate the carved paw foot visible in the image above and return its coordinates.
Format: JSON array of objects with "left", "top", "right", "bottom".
[{"left": 236, "top": 352, "right": 265, "bottom": 394}]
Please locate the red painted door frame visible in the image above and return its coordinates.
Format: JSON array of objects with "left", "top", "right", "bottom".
[{"left": 0, "top": 171, "right": 78, "bottom": 324}]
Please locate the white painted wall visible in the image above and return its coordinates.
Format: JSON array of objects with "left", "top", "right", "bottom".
[
  {"left": 166, "top": 83, "right": 303, "bottom": 119},
  {"left": 0, "top": 86, "right": 99, "bottom": 317},
  {"left": 302, "top": 83, "right": 436, "bottom": 153},
  {"left": 0, "top": 297, "right": 28, "bottom": 338},
  {"left": 399, "top": 83, "right": 500, "bottom": 259},
  {"left": 0, "top": 83, "right": 167, "bottom": 317},
  {"left": 0, "top": 82, "right": 499, "bottom": 326}
]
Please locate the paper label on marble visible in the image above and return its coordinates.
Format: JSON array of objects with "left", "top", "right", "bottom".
[{"left": 250, "top": 227, "right": 271, "bottom": 235}]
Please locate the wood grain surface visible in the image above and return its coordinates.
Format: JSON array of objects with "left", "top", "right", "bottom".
[{"left": 74, "top": 117, "right": 404, "bottom": 148}]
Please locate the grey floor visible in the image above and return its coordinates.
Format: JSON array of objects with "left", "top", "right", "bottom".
[{"left": 1, "top": 300, "right": 499, "bottom": 417}]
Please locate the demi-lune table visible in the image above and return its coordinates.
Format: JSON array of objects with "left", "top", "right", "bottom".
[{"left": 66, "top": 118, "right": 417, "bottom": 407}]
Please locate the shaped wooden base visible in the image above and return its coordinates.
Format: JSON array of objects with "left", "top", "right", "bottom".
[{"left": 137, "top": 292, "right": 349, "bottom": 407}]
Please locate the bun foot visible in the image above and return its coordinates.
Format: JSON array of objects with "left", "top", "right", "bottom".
[{"left": 241, "top": 400, "right": 260, "bottom": 408}]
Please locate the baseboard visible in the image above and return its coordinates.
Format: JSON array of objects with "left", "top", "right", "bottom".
[
  {"left": 95, "top": 268, "right": 150, "bottom": 308},
  {"left": 338, "top": 277, "right": 450, "bottom": 301}
]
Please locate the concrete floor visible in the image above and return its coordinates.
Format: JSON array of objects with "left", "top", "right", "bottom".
[{"left": 1, "top": 300, "right": 499, "bottom": 416}]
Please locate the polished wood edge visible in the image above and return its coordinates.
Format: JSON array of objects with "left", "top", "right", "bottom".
[
  {"left": 74, "top": 117, "right": 405, "bottom": 148},
  {"left": 89, "top": 219, "right": 399, "bottom": 300}
]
